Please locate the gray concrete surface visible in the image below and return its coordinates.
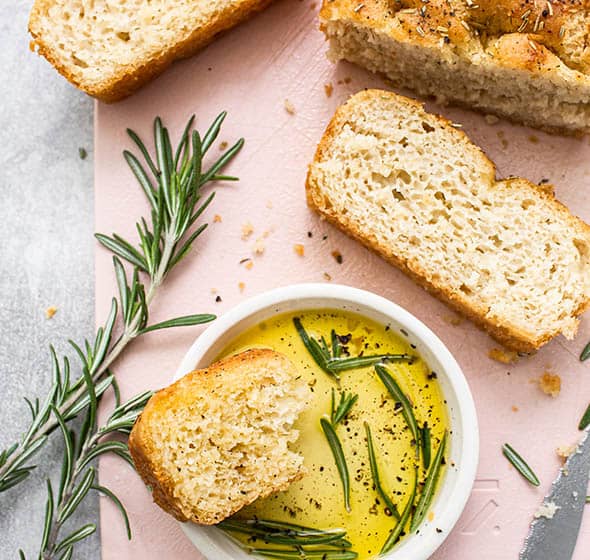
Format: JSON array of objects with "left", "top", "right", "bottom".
[{"left": 0, "top": 2, "right": 97, "bottom": 558}]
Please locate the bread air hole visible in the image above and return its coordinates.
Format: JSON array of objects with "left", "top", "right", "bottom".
[{"left": 117, "top": 31, "right": 131, "bottom": 41}]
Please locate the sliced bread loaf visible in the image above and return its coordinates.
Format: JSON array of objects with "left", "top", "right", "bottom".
[
  {"left": 306, "top": 89, "right": 590, "bottom": 352},
  {"left": 29, "top": 0, "right": 274, "bottom": 102},
  {"left": 320, "top": 0, "right": 590, "bottom": 134},
  {"left": 129, "top": 348, "right": 308, "bottom": 524}
]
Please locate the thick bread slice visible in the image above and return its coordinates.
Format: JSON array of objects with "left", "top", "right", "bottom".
[
  {"left": 129, "top": 349, "right": 308, "bottom": 524},
  {"left": 320, "top": 0, "right": 590, "bottom": 135},
  {"left": 28, "top": 0, "right": 274, "bottom": 102},
  {"left": 306, "top": 90, "right": 590, "bottom": 352}
]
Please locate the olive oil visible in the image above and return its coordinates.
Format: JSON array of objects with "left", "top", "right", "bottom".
[{"left": 218, "top": 309, "right": 448, "bottom": 559}]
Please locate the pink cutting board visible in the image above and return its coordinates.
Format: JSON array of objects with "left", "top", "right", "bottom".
[{"left": 95, "top": 1, "right": 590, "bottom": 558}]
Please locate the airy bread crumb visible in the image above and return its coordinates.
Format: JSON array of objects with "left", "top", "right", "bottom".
[
  {"left": 488, "top": 348, "right": 519, "bottom": 364},
  {"left": 294, "top": 244, "right": 305, "bottom": 256},
  {"left": 241, "top": 222, "right": 254, "bottom": 240},
  {"left": 129, "top": 349, "right": 308, "bottom": 525},
  {"left": 539, "top": 372, "right": 561, "bottom": 397},
  {"left": 45, "top": 306, "right": 58, "bottom": 319},
  {"left": 556, "top": 444, "right": 576, "bottom": 462},
  {"left": 284, "top": 99, "right": 296, "bottom": 115}
]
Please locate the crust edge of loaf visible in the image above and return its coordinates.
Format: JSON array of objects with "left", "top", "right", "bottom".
[
  {"left": 28, "top": 0, "right": 275, "bottom": 103},
  {"left": 129, "top": 348, "right": 305, "bottom": 525},
  {"left": 306, "top": 89, "right": 590, "bottom": 352}
]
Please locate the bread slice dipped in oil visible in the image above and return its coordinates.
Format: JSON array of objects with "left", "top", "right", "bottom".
[{"left": 129, "top": 348, "right": 308, "bottom": 524}]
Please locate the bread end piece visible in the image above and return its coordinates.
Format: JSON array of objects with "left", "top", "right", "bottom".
[
  {"left": 28, "top": 0, "right": 274, "bottom": 102},
  {"left": 307, "top": 89, "right": 590, "bottom": 352},
  {"left": 129, "top": 348, "right": 308, "bottom": 524}
]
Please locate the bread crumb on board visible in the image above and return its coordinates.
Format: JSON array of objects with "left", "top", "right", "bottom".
[
  {"left": 443, "top": 314, "right": 463, "bottom": 326},
  {"left": 238, "top": 282, "right": 245, "bottom": 293},
  {"left": 213, "top": 214, "right": 222, "bottom": 223},
  {"left": 45, "top": 306, "right": 58, "bottom": 319},
  {"left": 284, "top": 99, "right": 296, "bottom": 115},
  {"left": 253, "top": 238, "right": 265, "bottom": 255},
  {"left": 485, "top": 114, "right": 500, "bottom": 125},
  {"left": 324, "top": 83, "right": 334, "bottom": 98},
  {"left": 294, "top": 244, "right": 305, "bottom": 257},
  {"left": 241, "top": 222, "right": 254, "bottom": 240},
  {"left": 511, "top": 405, "right": 519, "bottom": 412},
  {"left": 534, "top": 502, "right": 560, "bottom": 519},
  {"left": 538, "top": 372, "right": 561, "bottom": 397},
  {"left": 556, "top": 444, "right": 576, "bottom": 462},
  {"left": 488, "top": 348, "right": 519, "bottom": 364}
]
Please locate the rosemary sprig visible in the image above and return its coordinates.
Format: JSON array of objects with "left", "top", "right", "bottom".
[
  {"left": 219, "top": 518, "right": 357, "bottom": 559},
  {"left": 411, "top": 431, "right": 447, "bottom": 531},
  {"left": 374, "top": 365, "right": 420, "bottom": 457},
  {"left": 330, "top": 389, "right": 358, "bottom": 426},
  {"left": 579, "top": 404, "right": 590, "bottom": 431},
  {"left": 502, "top": 443, "right": 540, "bottom": 486},
  {"left": 293, "top": 318, "right": 413, "bottom": 380},
  {"left": 381, "top": 467, "right": 418, "bottom": 554},
  {"left": 320, "top": 417, "right": 352, "bottom": 513},
  {"left": 19, "top": 366, "right": 152, "bottom": 560},
  {"left": 246, "top": 550, "right": 358, "bottom": 560},
  {"left": 364, "top": 422, "right": 400, "bottom": 521},
  {"left": 580, "top": 341, "right": 590, "bottom": 362},
  {"left": 0, "top": 113, "right": 243, "bottom": 493},
  {"left": 421, "top": 422, "right": 432, "bottom": 470}
]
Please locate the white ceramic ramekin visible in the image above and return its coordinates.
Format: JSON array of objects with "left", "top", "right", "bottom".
[{"left": 173, "top": 283, "right": 479, "bottom": 560}]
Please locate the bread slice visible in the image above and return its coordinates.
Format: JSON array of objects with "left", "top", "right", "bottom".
[
  {"left": 28, "top": 0, "right": 274, "bottom": 102},
  {"left": 306, "top": 89, "right": 590, "bottom": 352},
  {"left": 129, "top": 349, "right": 308, "bottom": 524},
  {"left": 320, "top": 0, "right": 590, "bottom": 135}
]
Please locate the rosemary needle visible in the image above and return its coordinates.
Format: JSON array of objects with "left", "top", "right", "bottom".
[
  {"left": 330, "top": 389, "right": 358, "bottom": 426},
  {"left": 321, "top": 417, "right": 352, "bottom": 513},
  {"left": 381, "top": 467, "right": 418, "bottom": 554},
  {"left": 364, "top": 422, "right": 401, "bottom": 520},
  {"left": 579, "top": 403, "right": 590, "bottom": 430},
  {"left": 374, "top": 365, "right": 420, "bottom": 455},
  {"left": 580, "top": 341, "right": 590, "bottom": 362},
  {"left": 421, "top": 422, "right": 432, "bottom": 470},
  {"left": 411, "top": 431, "right": 447, "bottom": 531},
  {"left": 502, "top": 443, "right": 540, "bottom": 486}
]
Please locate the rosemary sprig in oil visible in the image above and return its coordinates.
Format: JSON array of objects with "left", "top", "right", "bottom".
[
  {"left": 220, "top": 518, "right": 358, "bottom": 559},
  {"left": 411, "top": 431, "right": 448, "bottom": 531},
  {"left": 381, "top": 467, "right": 418, "bottom": 554},
  {"left": 502, "top": 443, "right": 540, "bottom": 486},
  {"left": 321, "top": 417, "right": 352, "bottom": 513},
  {"left": 0, "top": 113, "right": 242, "bottom": 495},
  {"left": 293, "top": 318, "right": 413, "bottom": 380},
  {"left": 364, "top": 422, "right": 400, "bottom": 521},
  {"left": 374, "top": 365, "right": 420, "bottom": 458}
]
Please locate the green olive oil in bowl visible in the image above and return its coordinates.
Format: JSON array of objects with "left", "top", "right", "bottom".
[{"left": 216, "top": 309, "right": 448, "bottom": 560}]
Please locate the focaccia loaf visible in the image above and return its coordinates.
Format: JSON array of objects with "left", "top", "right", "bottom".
[{"left": 320, "top": 0, "right": 590, "bottom": 134}]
